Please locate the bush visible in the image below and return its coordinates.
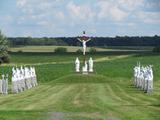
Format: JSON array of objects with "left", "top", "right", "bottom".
[
  {"left": 0, "top": 59, "right": 2, "bottom": 64},
  {"left": 153, "top": 46, "right": 160, "bottom": 53},
  {"left": 89, "top": 47, "right": 97, "bottom": 54},
  {"left": 0, "top": 55, "right": 10, "bottom": 63},
  {"left": 76, "top": 49, "right": 82, "bottom": 54},
  {"left": 2, "top": 55, "right": 10, "bottom": 63},
  {"left": 17, "top": 50, "right": 23, "bottom": 53},
  {"left": 54, "top": 47, "right": 67, "bottom": 53}
]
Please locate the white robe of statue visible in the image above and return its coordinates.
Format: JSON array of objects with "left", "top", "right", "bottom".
[
  {"left": 33, "top": 67, "right": 38, "bottom": 86},
  {"left": 77, "top": 38, "right": 91, "bottom": 55},
  {"left": 88, "top": 57, "right": 93, "bottom": 72},
  {"left": 12, "top": 73, "right": 18, "bottom": 94},
  {"left": 75, "top": 57, "right": 80, "bottom": 72},
  {"left": 82, "top": 61, "right": 88, "bottom": 72},
  {"left": 4, "top": 74, "right": 8, "bottom": 94},
  {"left": 137, "top": 66, "right": 141, "bottom": 88},
  {"left": 147, "top": 66, "right": 153, "bottom": 92}
]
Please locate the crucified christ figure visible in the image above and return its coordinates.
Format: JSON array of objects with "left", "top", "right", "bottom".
[{"left": 77, "top": 34, "right": 91, "bottom": 55}]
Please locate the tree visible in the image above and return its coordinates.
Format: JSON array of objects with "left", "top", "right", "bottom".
[
  {"left": 153, "top": 46, "right": 160, "bottom": 53},
  {"left": 0, "top": 31, "right": 9, "bottom": 63}
]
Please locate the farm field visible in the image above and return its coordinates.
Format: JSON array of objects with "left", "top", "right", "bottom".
[
  {"left": 9, "top": 46, "right": 152, "bottom": 53},
  {"left": 9, "top": 46, "right": 108, "bottom": 53},
  {"left": 0, "top": 51, "right": 160, "bottom": 120}
]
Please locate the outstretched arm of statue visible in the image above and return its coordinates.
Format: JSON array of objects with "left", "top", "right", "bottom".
[
  {"left": 77, "top": 38, "right": 82, "bottom": 42},
  {"left": 86, "top": 38, "right": 91, "bottom": 42}
]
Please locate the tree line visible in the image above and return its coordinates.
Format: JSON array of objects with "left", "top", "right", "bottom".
[{"left": 8, "top": 35, "right": 160, "bottom": 47}]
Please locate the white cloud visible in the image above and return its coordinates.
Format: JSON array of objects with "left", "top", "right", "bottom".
[
  {"left": 110, "top": 6, "right": 128, "bottom": 21},
  {"left": 66, "top": 1, "right": 95, "bottom": 21},
  {"left": 144, "top": 0, "right": 160, "bottom": 11},
  {"left": 118, "top": 0, "right": 144, "bottom": 10},
  {"left": 55, "top": 11, "right": 65, "bottom": 20},
  {"left": 98, "top": 0, "right": 128, "bottom": 21},
  {"left": 11, "top": 0, "right": 160, "bottom": 37},
  {"left": 17, "top": 0, "right": 27, "bottom": 8},
  {"left": 16, "top": 0, "right": 66, "bottom": 26},
  {"left": 137, "top": 12, "right": 160, "bottom": 24}
]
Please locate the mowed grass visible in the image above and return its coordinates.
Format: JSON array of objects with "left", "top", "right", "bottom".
[{"left": 0, "top": 52, "right": 160, "bottom": 120}]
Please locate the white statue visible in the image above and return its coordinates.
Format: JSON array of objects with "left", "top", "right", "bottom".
[
  {"left": 2, "top": 74, "right": 8, "bottom": 94},
  {"left": 0, "top": 75, "right": 3, "bottom": 94},
  {"left": 75, "top": 57, "right": 80, "bottom": 72},
  {"left": 77, "top": 38, "right": 91, "bottom": 55},
  {"left": 11, "top": 66, "right": 38, "bottom": 94},
  {"left": 77, "top": 31, "right": 91, "bottom": 55},
  {"left": 33, "top": 67, "right": 38, "bottom": 86},
  {"left": 88, "top": 57, "right": 93, "bottom": 72},
  {"left": 82, "top": 61, "right": 88, "bottom": 74},
  {"left": 2, "top": 74, "right": 5, "bottom": 94},
  {"left": 133, "top": 63, "right": 154, "bottom": 93},
  {"left": 12, "top": 73, "right": 18, "bottom": 94},
  {"left": 146, "top": 65, "right": 153, "bottom": 93}
]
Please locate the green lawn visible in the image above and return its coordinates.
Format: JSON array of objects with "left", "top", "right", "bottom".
[{"left": 0, "top": 52, "right": 160, "bottom": 120}]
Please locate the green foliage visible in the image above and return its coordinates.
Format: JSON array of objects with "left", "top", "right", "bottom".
[
  {"left": 54, "top": 47, "right": 67, "bottom": 53},
  {"left": 0, "top": 30, "right": 9, "bottom": 63},
  {"left": 153, "top": 46, "right": 160, "bottom": 52},
  {"left": 0, "top": 55, "right": 10, "bottom": 63},
  {"left": 76, "top": 49, "right": 82, "bottom": 54},
  {"left": 89, "top": 47, "right": 97, "bottom": 54}
]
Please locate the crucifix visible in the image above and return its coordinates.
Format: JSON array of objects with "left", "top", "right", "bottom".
[
  {"left": 77, "top": 31, "right": 91, "bottom": 55},
  {"left": 75, "top": 31, "right": 94, "bottom": 74}
]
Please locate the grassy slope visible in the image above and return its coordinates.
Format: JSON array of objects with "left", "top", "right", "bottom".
[{"left": 0, "top": 52, "right": 160, "bottom": 120}]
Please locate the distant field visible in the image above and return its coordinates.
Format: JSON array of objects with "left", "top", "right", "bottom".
[
  {"left": 9, "top": 46, "right": 108, "bottom": 52},
  {"left": 102, "top": 46, "right": 154, "bottom": 50},
  {"left": 9, "top": 46, "right": 152, "bottom": 53}
]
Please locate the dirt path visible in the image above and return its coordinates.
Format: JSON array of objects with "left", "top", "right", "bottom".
[{"left": 48, "top": 111, "right": 121, "bottom": 120}]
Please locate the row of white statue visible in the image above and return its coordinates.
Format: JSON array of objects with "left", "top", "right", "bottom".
[
  {"left": 12, "top": 66, "right": 38, "bottom": 94},
  {"left": 133, "top": 63, "right": 153, "bottom": 93},
  {"left": 0, "top": 74, "right": 8, "bottom": 94},
  {"left": 75, "top": 57, "right": 94, "bottom": 74}
]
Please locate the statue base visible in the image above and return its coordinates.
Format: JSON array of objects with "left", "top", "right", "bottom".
[{"left": 82, "top": 70, "right": 88, "bottom": 75}]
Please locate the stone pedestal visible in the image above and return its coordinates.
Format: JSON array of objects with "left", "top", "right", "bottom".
[{"left": 82, "top": 66, "right": 88, "bottom": 75}]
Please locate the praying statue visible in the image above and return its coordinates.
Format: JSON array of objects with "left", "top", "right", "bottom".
[
  {"left": 88, "top": 57, "right": 94, "bottom": 72},
  {"left": 75, "top": 57, "right": 80, "bottom": 72}
]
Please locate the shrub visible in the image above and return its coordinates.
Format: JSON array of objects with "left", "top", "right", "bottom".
[
  {"left": 17, "top": 50, "right": 23, "bottom": 53},
  {"left": 0, "top": 58, "right": 2, "bottom": 64},
  {"left": 1, "top": 55, "right": 10, "bottom": 63},
  {"left": 153, "top": 46, "right": 160, "bottom": 53},
  {"left": 76, "top": 49, "right": 82, "bottom": 54},
  {"left": 89, "top": 47, "right": 97, "bottom": 54},
  {"left": 54, "top": 47, "right": 67, "bottom": 53}
]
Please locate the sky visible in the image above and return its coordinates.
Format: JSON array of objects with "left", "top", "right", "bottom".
[{"left": 0, "top": 0, "right": 160, "bottom": 37}]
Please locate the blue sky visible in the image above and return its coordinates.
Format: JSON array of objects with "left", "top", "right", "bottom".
[{"left": 0, "top": 0, "right": 160, "bottom": 37}]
